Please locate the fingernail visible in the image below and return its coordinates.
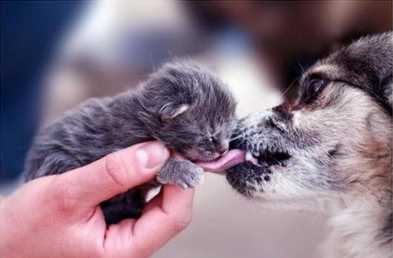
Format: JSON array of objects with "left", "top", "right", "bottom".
[{"left": 135, "top": 142, "right": 169, "bottom": 171}]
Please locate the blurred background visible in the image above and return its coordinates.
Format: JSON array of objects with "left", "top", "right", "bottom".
[{"left": 1, "top": 1, "right": 392, "bottom": 257}]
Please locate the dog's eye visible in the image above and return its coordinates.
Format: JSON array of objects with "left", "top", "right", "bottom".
[{"left": 302, "top": 78, "right": 329, "bottom": 104}]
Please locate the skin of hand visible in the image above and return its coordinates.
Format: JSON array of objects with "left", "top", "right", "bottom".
[{"left": 0, "top": 141, "right": 194, "bottom": 258}]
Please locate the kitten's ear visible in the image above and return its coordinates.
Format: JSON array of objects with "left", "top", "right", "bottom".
[{"left": 159, "top": 103, "right": 189, "bottom": 121}]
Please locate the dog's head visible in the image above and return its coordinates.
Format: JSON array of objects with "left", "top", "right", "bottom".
[{"left": 227, "top": 33, "right": 392, "bottom": 204}]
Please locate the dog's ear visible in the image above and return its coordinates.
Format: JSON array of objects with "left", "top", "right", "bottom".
[
  {"left": 159, "top": 103, "right": 189, "bottom": 121},
  {"left": 372, "top": 33, "right": 393, "bottom": 112},
  {"left": 324, "top": 32, "right": 393, "bottom": 114}
]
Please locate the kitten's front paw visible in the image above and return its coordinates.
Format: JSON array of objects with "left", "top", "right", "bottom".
[{"left": 157, "top": 159, "right": 204, "bottom": 189}]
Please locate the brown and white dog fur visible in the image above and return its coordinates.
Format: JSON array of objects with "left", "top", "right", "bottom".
[{"left": 227, "top": 33, "right": 392, "bottom": 258}]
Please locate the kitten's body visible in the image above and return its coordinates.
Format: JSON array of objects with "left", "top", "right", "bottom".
[{"left": 24, "top": 61, "right": 236, "bottom": 224}]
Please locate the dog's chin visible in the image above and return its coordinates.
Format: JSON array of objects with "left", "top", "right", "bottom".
[
  {"left": 227, "top": 156, "right": 341, "bottom": 213},
  {"left": 226, "top": 161, "right": 272, "bottom": 198},
  {"left": 228, "top": 172, "right": 336, "bottom": 213}
]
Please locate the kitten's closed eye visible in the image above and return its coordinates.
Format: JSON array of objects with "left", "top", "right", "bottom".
[{"left": 207, "top": 136, "right": 219, "bottom": 144}]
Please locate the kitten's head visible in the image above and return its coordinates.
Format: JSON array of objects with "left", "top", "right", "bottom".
[{"left": 138, "top": 61, "right": 237, "bottom": 162}]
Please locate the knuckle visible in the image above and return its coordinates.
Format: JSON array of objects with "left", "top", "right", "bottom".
[
  {"left": 103, "top": 152, "right": 129, "bottom": 190},
  {"left": 167, "top": 213, "right": 192, "bottom": 232}
]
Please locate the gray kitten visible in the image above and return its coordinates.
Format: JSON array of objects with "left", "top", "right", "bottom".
[{"left": 24, "top": 61, "right": 236, "bottom": 224}]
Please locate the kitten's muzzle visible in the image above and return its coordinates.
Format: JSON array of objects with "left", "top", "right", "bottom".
[
  {"left": 218, "top": 141, "right": 230, "bottom": 155},
  {"left": 197, "top": 149, "right": 246, "bottom": 172}
]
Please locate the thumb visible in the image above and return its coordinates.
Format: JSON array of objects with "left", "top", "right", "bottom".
[{"left": 55, "top": 141, "right": 169, "bottom": 208}]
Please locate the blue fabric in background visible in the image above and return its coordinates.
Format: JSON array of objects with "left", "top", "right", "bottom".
[{"left": 0, "top": 1, "right": 83, "bottom": 183}]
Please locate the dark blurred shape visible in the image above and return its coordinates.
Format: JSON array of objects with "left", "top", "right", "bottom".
[
  {"left": 184, "top": 0, "right": 392, "bottom": 98},
  {"left": 0, "top": 1, "right": 84, "bottom": 183}
]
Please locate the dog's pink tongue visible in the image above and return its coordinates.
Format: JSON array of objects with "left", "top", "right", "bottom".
[{"left": 197, "top": 149, "right": 246, "bottom": 173}]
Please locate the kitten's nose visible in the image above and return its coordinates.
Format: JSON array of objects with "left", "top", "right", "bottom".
[
  {"left": 218, "top": 142, "right": 229, "bottom": 155},
  {"left": 218, "top": 149, "right": 227, "bottom": 155}
]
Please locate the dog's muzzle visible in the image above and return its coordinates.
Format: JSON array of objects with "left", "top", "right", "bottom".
[{"left": 226, "top": 107, "right": 293, "bottom": 196}]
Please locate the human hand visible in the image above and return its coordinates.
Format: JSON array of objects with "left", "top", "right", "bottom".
[{"left": 0, "top": 141, "right": 194, "bottom": 258}]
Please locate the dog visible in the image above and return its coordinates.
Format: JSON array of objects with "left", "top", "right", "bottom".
[{"left": 227, "top": 33, "right": 392, "bottom": 258}]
